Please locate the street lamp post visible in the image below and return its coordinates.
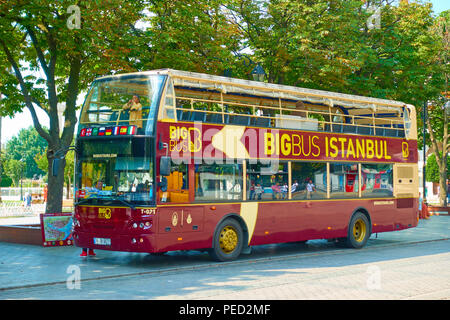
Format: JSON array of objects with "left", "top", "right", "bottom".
[
  {"left": 251, "top": 64, "right": 266, "bottom": 82},
  {"left": 220, "top": 53, "right": 266, "bottom": 82},
  {"left": 19, "top": 158, "right": 24, "bottom": 202}
]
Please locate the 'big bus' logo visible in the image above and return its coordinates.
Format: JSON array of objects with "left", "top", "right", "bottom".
[
  {"left": 402, "top": 142, "right": 409, "bottom": 159},
  {"left": 98, "top": 207, "right": 111, "bottom": 219}
]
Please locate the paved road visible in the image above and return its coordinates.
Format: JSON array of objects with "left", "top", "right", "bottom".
[{"left": 0, "top": 216, "right": 449, "bottom": 301}]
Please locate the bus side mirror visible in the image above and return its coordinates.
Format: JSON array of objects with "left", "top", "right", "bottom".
[
  {"left": 159, "top": 156, "right": 171, "bottom": 176},
  {"left": 52, "top": 158, "right": 60, "bottom": 177}
]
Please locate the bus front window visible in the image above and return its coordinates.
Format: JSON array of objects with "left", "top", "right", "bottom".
[
  {"left": 75, "top": 137, "right": 155, "bottom": 206},
  {"left": 79, "top": 74, "right": 166, "bottom": 136}
]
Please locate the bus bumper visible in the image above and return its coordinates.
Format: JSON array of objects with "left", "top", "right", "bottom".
[{"left": 73, "top": 231, "right": 158, "bottom": 253}]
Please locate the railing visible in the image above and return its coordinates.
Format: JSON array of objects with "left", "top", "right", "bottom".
[
  {"left": 0, "top": 202, "right": 45, "bottom": 217},
  {"left": 173, "top": 92, "right": 407, "bottom": 138}
]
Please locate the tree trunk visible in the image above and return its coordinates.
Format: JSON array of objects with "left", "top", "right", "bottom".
[
  {"left": 46, "top": 152, "right": 66, "bottom": 213},
  {"left": 439, "top": 170, "right": 447, "bottom": 207}
]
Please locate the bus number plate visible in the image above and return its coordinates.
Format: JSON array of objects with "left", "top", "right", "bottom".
[{"left": 94, "top": 238, "right": 111, "bottom": 246}]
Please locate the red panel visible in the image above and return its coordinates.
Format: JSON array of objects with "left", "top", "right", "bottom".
[
  {"left": 74, "top": 199, "right": 418, "bottom": 254},
  {"left": 157, "top": 121, "right": 418, "bottom": 164}
]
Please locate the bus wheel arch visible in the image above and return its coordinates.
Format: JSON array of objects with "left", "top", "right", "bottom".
[{"left": 208, "top": 214, "right": 248, "bottom": 262}]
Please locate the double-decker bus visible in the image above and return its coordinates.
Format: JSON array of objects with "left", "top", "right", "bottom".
[{"left": 73, "top": 69, "right": 419, "bottom": 261}]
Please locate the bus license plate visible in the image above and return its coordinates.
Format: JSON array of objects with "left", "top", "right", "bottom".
[{"left": 93, "top": 237, "right": 111, "bottom": 246}]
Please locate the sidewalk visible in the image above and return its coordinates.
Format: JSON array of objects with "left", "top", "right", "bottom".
[{"left": 0, "top": 216, "right": 448, "bottom": 293}]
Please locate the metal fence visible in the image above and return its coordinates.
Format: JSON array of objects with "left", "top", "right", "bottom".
[
  {"left": 0, "top": 187, "right": 69, "bottom": 201},
  {"left": 0, "top": 201, "right": 46, "bottom": 217}
]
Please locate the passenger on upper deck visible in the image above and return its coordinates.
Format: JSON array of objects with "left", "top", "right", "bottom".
[
  {"left": 122, "top": 95, "right": 143, "bottom": 128},
  {"left": 295, "top": 100, "right": 308, "bottom": 117}
]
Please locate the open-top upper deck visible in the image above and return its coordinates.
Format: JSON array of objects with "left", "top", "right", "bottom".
[{"left": 79, "top": 69, "right": 417, "bottom": 140}]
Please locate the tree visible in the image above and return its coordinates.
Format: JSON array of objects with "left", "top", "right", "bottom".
[
  {"left": 426, "top": 153, "right": 450, "bottom": 184},
  {"left": 35, "top": 146, "right": 74, "bottom": 199},
  {"left": 134, "top": 0, "right": 242, "bottom": 75},
  {"left": 4, "top": 126, "right": 47, "bottom": 179},
  {"left": 0, "top": 0, "right": 146, "bottom": 212},
  {"left": 422, "top": 10, "right": 450, "bottom": 206},
  {"left": 3, "top": 158, "right": 22, "bottom": 187}
]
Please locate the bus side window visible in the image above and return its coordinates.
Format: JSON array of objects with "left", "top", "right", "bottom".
[
  {"left": 291, "top": 162, "right": 327, "bottom": 200},
  {"left": 329, "top": 163, "right": 359, "bottom": 199},
  {"left": 194, "top": 161, "right": 243, "bottom": 202},
  {"left": 159, "top": 162, "right": 189, "bottom": 203},
  {"left": 247, "top": 161, "right": 289, "bottom": 201}
]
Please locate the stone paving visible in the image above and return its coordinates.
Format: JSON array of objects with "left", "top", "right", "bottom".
[{"left": 0, "top": 216, "right": 448, "bottom": 300}]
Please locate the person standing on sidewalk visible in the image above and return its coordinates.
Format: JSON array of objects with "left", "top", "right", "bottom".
[{"left": 80, "top": 248, "right": 96, "bottom": 257}]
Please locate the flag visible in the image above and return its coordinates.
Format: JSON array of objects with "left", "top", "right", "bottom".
[
  {"left": 98, "top": 127, "right": 106, "bottom": 136},
  {"left": 120, "top": 126, "right": 128, "bottom": 135},
  {"left": 128, "top": 125, "right": 137, "bottom": 135},
  {"left": 105, "top": 127, "right": 112, "bottom": 136}
]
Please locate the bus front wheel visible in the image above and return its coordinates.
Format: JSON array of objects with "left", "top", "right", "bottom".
[{"left": 209, "top": 218, "right": 244, "bottom": 262}]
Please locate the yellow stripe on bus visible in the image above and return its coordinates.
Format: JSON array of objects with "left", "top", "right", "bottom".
[{"left": 240, "top": 202, "right": 259, "bottom": 245}]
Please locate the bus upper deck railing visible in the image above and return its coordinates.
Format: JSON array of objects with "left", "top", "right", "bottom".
[{"left": 78, "top": 70, "right": 410, "bottom": 139}]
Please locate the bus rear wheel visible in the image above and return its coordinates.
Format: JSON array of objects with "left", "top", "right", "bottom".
[
  {"left": 209, "top": 218, "right": 244, "bottom": 262},
  {"left": 346, "top": 212, "right": 370, "bottom": 249}
]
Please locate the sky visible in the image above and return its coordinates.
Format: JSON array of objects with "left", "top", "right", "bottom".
[{"left": 1, "top": 0, "right": 449, "bottom": 144}]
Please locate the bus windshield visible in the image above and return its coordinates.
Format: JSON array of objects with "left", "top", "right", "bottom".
[
  {"left": 75, "top": 137, "right": 155, "bottom": 206},
  {"left": 79, "top": 74, "right": 166, "bottom": 136}
]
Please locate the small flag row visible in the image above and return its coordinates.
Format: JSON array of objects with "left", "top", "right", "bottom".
[{"left": 79, "top": 125, "right": 137, "bottom": 137}]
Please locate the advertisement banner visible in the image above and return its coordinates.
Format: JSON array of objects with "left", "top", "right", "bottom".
[{"left": 40, "top": 213, "right": 74, "bottom": 247}]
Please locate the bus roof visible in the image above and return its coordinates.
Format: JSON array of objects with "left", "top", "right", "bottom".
[{"left": 95, "top": 69, "right": 411, "bottom": 111}]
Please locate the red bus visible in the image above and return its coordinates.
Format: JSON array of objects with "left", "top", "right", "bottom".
[{"left": 73, "top": 69, "right": 419, "bottom": 261}]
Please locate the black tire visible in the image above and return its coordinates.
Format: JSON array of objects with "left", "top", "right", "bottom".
[
  {"left": 209, "top": 218, "right": 244, "bottom": 262},
  {"left": 346, "top": 212, "right": 370, "bottom": 249}
]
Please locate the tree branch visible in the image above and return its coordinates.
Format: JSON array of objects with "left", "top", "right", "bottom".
[
  {"left": 61, "top": 56, "right": 82, "bottom": 146},
  {"left": 426, "top": 120, "right": 444, "bottom": 172},
  {"left": 0, "top": 39, "right": 52, "bottom": 143},
  {"left": 24, "top": 25, "right": 50, "bottom": 77}
]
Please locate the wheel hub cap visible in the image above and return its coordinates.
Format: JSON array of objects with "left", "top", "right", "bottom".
[{"left": 219, "top": 226, "right": 238, "bottom": 254}]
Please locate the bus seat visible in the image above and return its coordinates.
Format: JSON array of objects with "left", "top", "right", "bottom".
[
  {"left": 191, "top": 111, "right": 206, "bottom": 122},
  {"left": 110, "top": 111, "right": 119, "bottom": 123},
  {"left": 331, "top": 124, "right": 343, "bottom": 133},
  {"left": 207, "top": 113, "right": 224, "bottom": 123},
  {"left": 357, "top": 126, "right": 373, "bottom": 136},
  {"left": 384, "top": 128, "right": 397, "bottom": 137},
  {"left": 176, "top": 109, "right": 183, "bottom": 120},
  {"left": 253, "top": 117, "right": 271, "bottom": 128},
  {"left": 178, "top": 110, "right": 191, "bottom": 121},
  {"left": 375, "top": 128, "right": 385, "bottom": 136},
  {"left": 230, "top": 114, "right": 250, "bottom": 126},
  {"left": 119, "top": 110, "right": 129, "bottom": 121},
  {"left": 343, "top": 124, "right": 357, "bottom": 134}
]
